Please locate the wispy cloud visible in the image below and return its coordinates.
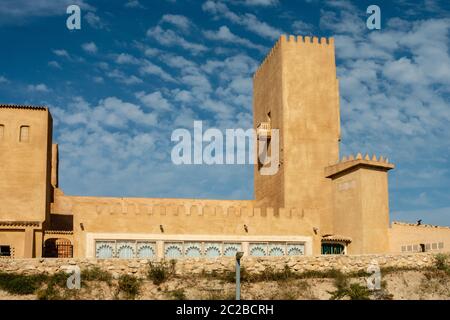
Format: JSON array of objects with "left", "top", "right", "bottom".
[
  {"left": 160, "top": 14, "right": 193, "bottom": 33},
  {"left": 147, "top": 25, "right": 208, "bottom": 54},
  {"left": 203, "top": 25, "right": 267, "bottom": 52},
  {"left": 202, "top": 0, "right": 282, "bottom": 39},
  {"left": 81, "top": 42, "right": 98, "bottom": 54},
  {"left": 27, "top": 83, "right": 50, "bottom": 92}
]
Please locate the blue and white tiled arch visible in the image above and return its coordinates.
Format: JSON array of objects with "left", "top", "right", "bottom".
[{"left": 89, "top": 234, "right": 312, "bottom": 259}]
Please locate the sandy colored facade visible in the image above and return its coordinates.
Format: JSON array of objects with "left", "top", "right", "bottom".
[{"left": 1, "top": 35, "right": 450, "bottom": 259}]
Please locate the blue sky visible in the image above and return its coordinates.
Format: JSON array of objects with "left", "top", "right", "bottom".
[{"left": 0, "top": 0, "right": 449, "bottom": 226}]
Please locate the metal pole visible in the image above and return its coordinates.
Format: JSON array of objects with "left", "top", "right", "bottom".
[
  {"left": 236, "top": 258, "right": 240, "bottom": 300},
  {"left": 236, "top": 251, "right": 244, "bottom": 300}
]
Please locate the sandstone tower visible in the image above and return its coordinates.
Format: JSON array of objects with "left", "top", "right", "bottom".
[
  {"left": 254, "top": 35, "right": 340, "bottom": 236},
  {"left": 0, "top": 105, "right": 54, "bottom": 257},
  {"left": 253, "top": 36, "right": 394, "bottom": 254}
]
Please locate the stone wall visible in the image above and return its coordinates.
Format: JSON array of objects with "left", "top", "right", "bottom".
[{"left": 0, "top": 252, "right": 441, "bottom": 279}]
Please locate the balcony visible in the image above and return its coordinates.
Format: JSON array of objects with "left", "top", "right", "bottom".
[{"left": 256, "top": 122, "right": 271, "bottom": 139}]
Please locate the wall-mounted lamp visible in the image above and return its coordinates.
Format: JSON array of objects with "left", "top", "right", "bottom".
[
  {"left": 160, "top": 225, "right": 164, "bottom": 233},
  {"left": 80, "top": 223, "right": 84, "bottom": 231},
  {"left": 313, "top": 227, "right": 318, "bottom": 235},
  {"left": 244, "top": 224, "right": 248, "bottom": 233}
]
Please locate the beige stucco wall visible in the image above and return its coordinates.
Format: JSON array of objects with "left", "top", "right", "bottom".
[
  {"left": 281, "top": 36, "right": 340, "bottom": 239},
  {"left": 359, "top": 168, "right": 390, "bottom": 253},
  {"left": 328, "top": 164, "right": 391, "bottom": 254},
  {"left": 0, "top": 229, "right": 25, "bottom": 258},
  {"left": 50, "top": 195, "right": 317, "bottom": 257},
  {"left": 389, "top": 222, "right": 450, "bottom": 253}
]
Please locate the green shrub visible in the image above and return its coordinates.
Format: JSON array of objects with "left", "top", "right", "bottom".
[
  {"left": 81, "top": 266, "right": 112, "bottom": 284},
  {"left": 328, "top": 271, "right": 371, "bottom": 300},
  {"left": 117, "top": 274, "right": 141, "bottom": 299},
  {"left": 434, "top": 254, "right": 449, "bottom": 271},
  {"left": 36, "top": 272, "right": 76, "bottom": 300},
  {"left": 37, "top": 284, "right": 61, "bottom": 300},
  {"left": 147, "top": 260, "right": 175, "bottom": 285},
  {"left": 0, "top": 273, "right": 47, "bottom": 295},
  {"left": 329, "top": 282, "right": 371, "bottom": 300},
  {"left": 169, "top": 288, "right": 187, "bottom": 300},
  {"left": 255, "top": 265, "right": 294, "bottom": 282}
]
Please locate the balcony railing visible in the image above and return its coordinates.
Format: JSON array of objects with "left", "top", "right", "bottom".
[{"left": 256, "top": 122, "right": 271, "bottom": 139}]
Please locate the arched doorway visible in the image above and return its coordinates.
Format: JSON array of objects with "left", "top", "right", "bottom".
[{"left": 44, "top": 238, "right": 73, "bottom": 258}]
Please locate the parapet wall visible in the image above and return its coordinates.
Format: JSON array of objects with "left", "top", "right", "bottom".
[
  {"left": 52, "top": 195, "right": 318, "bottom": 228},
  {"left": 389, "top": 222, "right": 450, "bottom": 253},
  {"left": 253, "top": 34, "right": 334, "bottom": 79},
  {"left": 0, "top": 252, "right": 442, "bottom": 279}
]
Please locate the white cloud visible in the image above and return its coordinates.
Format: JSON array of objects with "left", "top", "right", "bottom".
[
  {"left": 292, "top": 20, "right": 314, "bottom": 34},
  {"left": 241, "top": 0, "right": 278, "bottom": 6},
  {"left": 115, "top": 53, "right": 140, "bottom": 64},
  {"left": 202, "top": 0, "right": 282, "bottom": 39},
  {"left": 48, "top": 61, "right": 61, "bottom": 69},
  {"left": 135, "top": 91, "right": 173, "bottom": 111},
  {"left": 82, "top": 42, "right": 98, "bottom": 54},
  {"left": 106, "top": 69, "right": 143, "bottom": 85},
  {"left": 93, "top": 76, "right": 104, "bottom": 83},
  {"left": 203, "top": 26, "right": 267, "bottom": 52},
  {"left": 125, "top": 0, "right": 144, "bottom": 8},
  {"left": 0, "top": 76, "right": 9, "bottom": 83},
  {"left": 147, "top": 25, "right": 207, "bottom": 54},
  {"left": 27, "top": 83, "right": 50, "bottom": 92},
  {"left": 53, "top": 49, "right": 70, "bottom": 58},
  {"left": 85, "top": 12, "right": 107, "bottom": 30},
  {"left": 139, "top": 60, "right": 177, "bottom": 82},
  {"left": 160, "top": 14, "right": 192, "bottom": 32}
]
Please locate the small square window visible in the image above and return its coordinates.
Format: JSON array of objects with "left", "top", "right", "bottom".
[
  {"left": 0, "top": 245, "right": 11, "bottom": 257},
  {"left": 401, "top": 246, "right": 406, "bottom": 252},
  {"left": 438, "top": 242, "right": 444, "bottom": 249},
  {"left": 0, "top": 124, "right": 4, "bottom": 139},
  {"left": 432, "top": 243, "right": 437, "bottom": 250},
  {"left": 20, "top": 125, "right": 30, "bottom": 142},
  {"left": 425, "top": 243, "right": 431, "bottom": 250},
  {"left": 407, "top": 245, "right": 412, "bottom": 252}
]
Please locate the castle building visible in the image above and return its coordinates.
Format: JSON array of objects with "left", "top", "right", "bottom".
[{"left": 1, "top": 35, "right": 450, "bottom": 259}]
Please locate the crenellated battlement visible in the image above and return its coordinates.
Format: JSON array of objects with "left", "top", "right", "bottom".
[
  {"left": 325, "top": 152, "right": 395, "bottom": 178},
  {"left": 339, "top": 152, "right": 391, "bottom": 165},
  {"left": 283, "top": 34, "right": 334, "bottom": 45},
  {"left": 253, "top": 34, "right": 335, "bottom": 79},
  {"left": 72, "top": 201, "right": 308, "bottom": 220}
]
